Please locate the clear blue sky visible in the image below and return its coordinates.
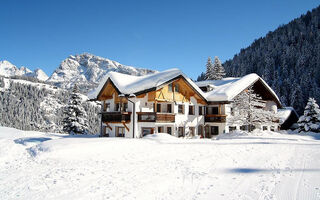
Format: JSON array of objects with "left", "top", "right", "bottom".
[{"left": 0, "top": 0, "right": 319, "bottom": 79}]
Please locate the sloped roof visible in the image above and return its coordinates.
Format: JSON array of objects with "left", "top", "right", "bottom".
[
  {"left": 196, "top": 73, "right": 280, "bottom": 104},
  {"left": 88, "top": 68, "right": 206, "bottom": 100},
  {"left": 89, "top": 69, "right": 281, "bottom": 107},
  {"left": 276, "top": 107, "right": 298, "bottom": 124}
]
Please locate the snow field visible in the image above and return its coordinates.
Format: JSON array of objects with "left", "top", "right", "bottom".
[{"left": 1, "top": 126, "right": 320, "bottom": 199}]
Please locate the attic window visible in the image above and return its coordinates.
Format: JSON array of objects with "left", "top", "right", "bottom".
[
  {"left": 175, "top": 83, "right": 179, "bottom": 92},
  {"left": 168, "top": 83, "right": 173, "bottom": 92}
]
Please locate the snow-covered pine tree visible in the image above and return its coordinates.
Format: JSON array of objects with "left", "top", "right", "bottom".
[
  {"left": 62, "top": 84, "right": 88, "bottom": 134},
  {"left": 297, "top": 97, "right": 320, "bottom": 133},
  {"left": 0, "top": 77, "right": 4, "bottom": 87},
  {"left": 228, "top": 86, "right": 276, "bottom": 131},
  {"left": 213, "top": 56, "right": 226, "bottom": 80},
  {"left": 205, "top": 57, "right": 215, "bottom": 80}
]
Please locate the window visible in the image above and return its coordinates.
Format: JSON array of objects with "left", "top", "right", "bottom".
[
  {"left": 263, "top": 126, "right": 268, "bottom": 131},
  {"left": 103, "top": 102, "right": 110, "bottom": 112},
  {"left": 231, "top": 107, "right": 234, "bottom": 116},
  {"left": 123, "top": 103, "right": 128, "bottom": 112},
  {"left": 167, "top": 104, "right": 172, "bottom": 113},
  {"left": 240, "top": 125, "right": 248, "bottom": 131},
  {"left": 178, "top": 105, "right": 184, "bottom": 114},
  {"left": 229, "top": 126, "right": 236, "bottom": 132},
  {"left": 178, "top": 127, "right": 184, "bottom": 137},
  {"left": 167, "top": 127, "right": 172, "bottom": 135},
  {"left": 116, "top": 127, "right": 125, "bottom": 137},
  {"left": 212, "top": 107, "right": 219, "bottom": 114},
  {"left": 199, "top": 106, "right": 203, "bottom": 115},
  {"left": 138, "top": 113, "right": 156, "bottom": 122},
  {"left": 156, "top": 103, "right": 161, "bottom": 112},
  {"left": 189, "top": 105, "right": 194, "bottom": 115},
  {"left": 142, "top": 128, "right": 154, "bottom": 137},
  {"left": 168, "top": 83, "right": 173, "bottom": 92},
  {"left": 211, "top": 126, "right": 219, "bottom": 135},
  {"left": 115, "top": 103, "right": 120, "bottom": 111},
  {"left": 175, "top": 83, "right": 179, "bottom": 92}
]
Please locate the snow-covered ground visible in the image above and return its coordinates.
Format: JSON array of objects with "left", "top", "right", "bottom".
[{"left": 1, "top": 127, "right": 320, "bottom": 200}]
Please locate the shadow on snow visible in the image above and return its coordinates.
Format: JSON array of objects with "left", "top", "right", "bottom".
[{"left": 226, "top": 167, "right": 320, "bottom": 174}]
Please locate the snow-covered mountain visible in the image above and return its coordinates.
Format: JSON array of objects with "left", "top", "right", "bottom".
[
  {"left": 47, "top": 53, "right": 156, "bottom": 93},
  {"left": 0, "top": 60, "right": 49, "bottom": 81},
  {"left": 26, "top": 68, "right": 49, "bottom": 81}
]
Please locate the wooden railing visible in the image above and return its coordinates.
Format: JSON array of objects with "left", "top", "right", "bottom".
[
  {"left": 156, "top": 113, "right": 175, "bottom": 122},
  {"left": 101, "top": 112, "right": 131, "bottom": 123},
  {"left": 205, "top": 114, "right": 227, "bottom": 123},
  {"left": 137, "top": 112, "right": 175, "bottom": 123}
]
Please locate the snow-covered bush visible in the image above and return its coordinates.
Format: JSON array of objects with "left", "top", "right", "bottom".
[{"left": 298, "top": 97, "right": 320, "bottom": 133}]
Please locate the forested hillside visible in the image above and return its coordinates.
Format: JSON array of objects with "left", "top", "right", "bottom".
[
  {"left": 0, "top": 76, "right": 100, "bottom": 134},
  {"left": 203, "top": 6, "right": 320, "bottom": 114}
]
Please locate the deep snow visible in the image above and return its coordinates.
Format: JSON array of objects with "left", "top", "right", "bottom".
[{"left": 1, "top": 126, "right": 320, "bottom": 200}]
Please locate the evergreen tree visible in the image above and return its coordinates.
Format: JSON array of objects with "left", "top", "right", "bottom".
[
  {"left": 205, "top": 57, "right": 214, "bottom": 80},
  {"left": 213, "top": 56, "right": 226, "bottom": 80},
  {"left": 229, "top": 86, "right": 276, "bottom": 131},
  {"left": 297, "top": 97, "right": 320, "bottom": 132},
  {"left": 196, "top": 72, "right": 206, "bottom": 81},
  {"left": 62, "top": 84, "right": 88, "bottom": 134}
]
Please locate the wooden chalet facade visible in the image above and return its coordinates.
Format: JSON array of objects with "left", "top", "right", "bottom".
[{"left": 90, "top": 69, "right": 286, "bottom": 138}]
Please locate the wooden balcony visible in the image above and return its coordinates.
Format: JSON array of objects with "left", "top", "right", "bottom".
[
  {"left": 101, "top": 112, "right": 131, "bottom": 123},
  {"left": 205, "top": 114, "right": 227, "bottom": 123},
  {"left": 137, "top": 112, "right": 175, "bottom": 123}
]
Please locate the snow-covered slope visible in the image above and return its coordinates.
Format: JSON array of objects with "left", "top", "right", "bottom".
[
  {"left": 1, "top": 127, "right": 320, "bottom": 199},
  {"left": 47, "top": 53, "right": 156, "bottom": 94},
  {"left": 0, "top": 60, "right": 49, "bottom": 81}
]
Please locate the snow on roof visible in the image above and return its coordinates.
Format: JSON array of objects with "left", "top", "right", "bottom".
[
  {"left": 89, "top": 68, "right": 206, "bottom": 100},
  {"left": 196, "top": 73, "right": 280, "bottom": 103},
  {"left": 276, "top": 107, "right": 297, "bottom": 124}
]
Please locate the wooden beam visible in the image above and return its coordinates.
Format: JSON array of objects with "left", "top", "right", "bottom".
[
  {"left": 122, "top": 122, "right": 129, "bottom": 132},
  {"left": 104, "top": 122, "right": 112, "bottom": 130}
]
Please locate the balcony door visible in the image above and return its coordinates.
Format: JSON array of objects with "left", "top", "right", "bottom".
[
  {"left": 167, "top": 104, "right": 172, "bottom": 113},
  {"left": 156, "top": 103, "right": 161, "bottom": 113}
]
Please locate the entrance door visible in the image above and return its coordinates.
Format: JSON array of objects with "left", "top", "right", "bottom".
[
  {"left": 198, "top": 125, "right": 203, "bottom": 138},
  {"left": 205, "top": 126, "right": 210, "bottom": 138},
  {"left": 189, "top": 127, "right": 195, "bottom": 137},
  {"left": 158, "top": 126, "right": 164, "bottom": 133},
  {"left": 178, "top": 127, "right": 184, "bottom": 137},
  {"left": 167, "top": 127, "right": 172, "bottom": 135},
  {"left": 116, "top": 127, "right": 125, "bottom": 137},
  {"left": 211, "top": 126, "right": 219, "bottom": 135}
]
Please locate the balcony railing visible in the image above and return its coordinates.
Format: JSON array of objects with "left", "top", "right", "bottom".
[
  {"left": 101, "top": 112, "right": 131, "bottom": 123},
  {"left": 137, "top": 112, "right": 175, "bottom": 123},
  {"left": 205, "top": 114, "right": 226, "bottom": 123}
]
